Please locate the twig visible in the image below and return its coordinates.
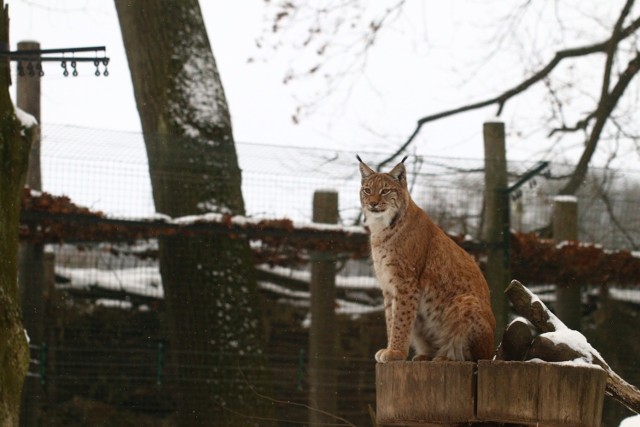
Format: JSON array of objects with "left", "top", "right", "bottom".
[
  {"left": 236, "top": 360, "right": 357, "bottom": 426},
  {"left": 378, "top": 13, "right": 640, "bottom": 170}
]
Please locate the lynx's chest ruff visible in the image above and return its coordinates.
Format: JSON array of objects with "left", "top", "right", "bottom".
[{"left": 365, "top": 209, "right": 398, "bottom": 235}]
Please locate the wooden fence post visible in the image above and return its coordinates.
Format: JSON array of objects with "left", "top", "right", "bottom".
[
  {"left": 16, "top": 40, "right": 45, "bottom": 427},
  {"left": 553, "top": 195, "right": 580, "bottom": 330},
  {"left": 309, "top": 190, "right": 338, "bottom": 426},
  {"left": 16, "top": 40, "right": 42, "bottom": 190},
  {"left": 483, "top": 120, "right": 510, "bottom": 341}
]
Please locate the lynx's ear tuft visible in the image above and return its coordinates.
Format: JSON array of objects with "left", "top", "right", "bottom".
[
  {"left": 357, "top": 154, "right": 376, "bottom": 179},
  {"left": 401, "top": 155, "right": 408, "bottom": 163},
  {"left": 389, "top": 160, "right": 407, "bottom": 186}
]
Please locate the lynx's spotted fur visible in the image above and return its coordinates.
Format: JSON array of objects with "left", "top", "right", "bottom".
[{"left": 358, "top": 155, "right": 495, "bottom": 363}]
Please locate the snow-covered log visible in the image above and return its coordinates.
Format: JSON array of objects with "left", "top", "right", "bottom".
[
  {"left": 494, "top": 317, "right": 535, "bottom": 361},
  {"left": 505, "top": 279, "right": 640, "bottom": 414},
  {"left": 477, "top": 359, "right": 606, "bottom": 427}
]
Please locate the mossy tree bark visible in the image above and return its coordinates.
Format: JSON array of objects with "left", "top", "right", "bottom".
[
  {"left": 114, "top": 2, "right": 272, "bottom": 425},
  {"left": 0, "top": 3, "right": 35, "bottom": 425}
]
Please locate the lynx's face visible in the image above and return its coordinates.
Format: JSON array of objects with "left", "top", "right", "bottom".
[
  {"left": 360, "top": 174, "right": 404, "bottom": 214},
  {"left": 357, "top": 155, "right": 409, "bottom": 227}
]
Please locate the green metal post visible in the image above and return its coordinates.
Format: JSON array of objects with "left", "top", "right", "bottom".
[
  {"left": 39, "top": 342, "right": 46, "bottom": 385},
  {"left": 156, "top": 342, "right": 164, "bottom": 386}
]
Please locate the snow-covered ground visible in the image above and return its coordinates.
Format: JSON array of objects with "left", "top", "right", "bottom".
[{"left": 53, "top": 244, "right": 640, "bottom": 318}]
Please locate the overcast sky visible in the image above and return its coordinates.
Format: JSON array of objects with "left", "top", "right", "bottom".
[{"left": 7, "top": 1, "right": 640, "bottom": 168}]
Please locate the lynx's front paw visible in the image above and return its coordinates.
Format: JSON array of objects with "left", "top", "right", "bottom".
[{"left": 375, "top": 348, "right": 406, "bottom": 363}]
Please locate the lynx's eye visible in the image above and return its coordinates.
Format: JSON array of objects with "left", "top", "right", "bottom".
[
  {"left": 362, "top": 187, "right": 371, "bottom": 195},
  {"left": 380, "top": 188, "right": 391, "bottom": 195}
]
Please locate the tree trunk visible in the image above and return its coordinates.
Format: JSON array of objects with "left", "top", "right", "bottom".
[
  {"left": 16, "top": 40, "right": 45, "bottom": 427},
  {"left": 114, "top": 2, "right": 271, "bottom": 425},
  {"left": 0, "top": 3, "right": 35, "bottom": 425}
]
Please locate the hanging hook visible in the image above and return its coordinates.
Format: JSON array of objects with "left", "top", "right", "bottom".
[
  {"left": 102, "top": 58, "right": 109, "bottom": 77},
  {"left": 71, "top": 60, "right": 78, "bottom": 77},
  {"left": 61, "top": 59, "right": 68, "bottom": 77}
]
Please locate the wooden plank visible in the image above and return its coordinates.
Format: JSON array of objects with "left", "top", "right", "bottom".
[
  {"left": 537, "top": 363, "right": 607, "bottom": 427},
  {"left": 477, "top": 360, "right": 606, "bottom": 427},
  {"left": 376, "top": 361, "right": 476, "bottom": 425},
  {"left": 477, "top": 360, "right": 539, "bottom": 424}
]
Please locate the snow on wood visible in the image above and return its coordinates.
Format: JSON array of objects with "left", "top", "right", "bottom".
[
  {"left": 504, "top": 280, "right": 640, "bottom": 414},
  {"left": 258, "top": 265, "right": 378, "bottom": 289},
  {"left": 553, "top": 194, "right": 578, "bottom": 203},
  {"left": 54, "top": 261, "right": 383, "bottom": 317},
  {"left": 484, "top": 116, "right": 504, "bottom": 124},
  {"left": 620, "top": 415, "right": 640, "bottom": 427},
  {"left": 169, "top": 29, "right": 228, "bottom": 139},
  {"left": 56, "top": 266, "right": 163, "bottom": 299},
  {"left": 494, "top": 317, "right": 535, "bottom": 361},
  {"left": 14, "top": 105, "right": 37, "bottom": 128},
  {"left": 477, "top": 359, "right": 606, "bottom": 426}
]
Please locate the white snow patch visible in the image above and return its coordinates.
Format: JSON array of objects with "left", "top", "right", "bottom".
[
  {"left": 484, "top": 116, "right": 504, "bottom": 124},
  {"left": 169, "top": 27, "right": 227, "bottom": 140},
  {"left": 173, "top": 212, "right": 227, "bottom": 225},
  {"left": 14, "top": 105, "right": 37, "bottom": 128},
  {"left": 522, "top": 283, "right": 568, "bottom": 331},
  {"left": 258, "top": 265, "right": 378, "bottom": 289},
  {"left": 197, "top": 200, "right": 231, "bottom": 214},
  {"left": 169, "top": 211, "right": 368, "bottom": 235},
  {"left": 97, "top": 299, "right": 133, "bottom": 309},
  {"left": 293, "top": 220, "right": 366, "bottom": 235},
  {"left": 258, "top": 281, "right": 309, "bottom": 299},
  {"left": 526, "top": 357, "right": 602, "bottom": 369},
  {"left": 56, "top": 266, "right": 163, "bottom": 299},
  {"left": 507, "top": 316, "right": 532, "bottom": 329},
  {"left": 609, "top": 288, "right": 640, "bottom": 304},
  {"left": 620, "top": 415, "right": 640, "bottom": 427},
  {"left": 539, "top": 329, "right": 594, "bottom": 363},
  {"left": 335, "top": 299, "right": 384, "bottom": 316},
  {"left": 553, "top": 195, "right": 578, "bottom": 203}
]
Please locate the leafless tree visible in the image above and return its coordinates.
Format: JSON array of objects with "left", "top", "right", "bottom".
[
  {"left": 262, "top": 0, "right": 640, "bottom": 196},
  {"left": 115, "top": 1, "right": 273, "bottom": 424},
  {"left": 0, "top": 2, "right": 35, "bottom": 424}
]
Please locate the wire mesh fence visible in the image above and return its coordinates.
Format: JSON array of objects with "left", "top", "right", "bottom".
[{"left": 16, "top": 124, "right": 640, "bottom": 426}]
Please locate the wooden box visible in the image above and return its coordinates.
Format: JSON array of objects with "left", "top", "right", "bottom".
[
  {"left": 476, "top": 360, "right": 607, "bottom": 427},
  {"left": 376, "top": 361, "right": 476, "bottom": 425}
]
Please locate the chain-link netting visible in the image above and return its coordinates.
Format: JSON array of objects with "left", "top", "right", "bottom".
[{"left": 17, "top": 124, "right": 640, "bottom": 426}]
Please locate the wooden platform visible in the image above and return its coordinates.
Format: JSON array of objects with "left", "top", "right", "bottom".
[
  {"left": 376, "top": 360, "right": 607, "bottom": 427},
  {"left": 376, "top": 361, "right": 476, "bottom": 425}
]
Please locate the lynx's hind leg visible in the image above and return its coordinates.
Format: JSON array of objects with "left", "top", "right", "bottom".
[
  {"left": 441, "top": 295, "right": 495, "bottom": 361},
  {"left": 410, "top": 312, "right": 437, "bottom": 361},
  {"left": 433, "top": 334, "right": 469, "bottom": 361},
  {"left": 468, "top": 317, "right": 495, "bottom": 361}
]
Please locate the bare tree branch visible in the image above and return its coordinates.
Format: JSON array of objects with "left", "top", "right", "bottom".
[
  {"left": 548, "top": 111, "right": 596, "bottom": 137},
  {"left": 559, "top": 0, "right": 637, "bottom": 195},
  {"left": 559, "top": 49, "right": 640, "bottom": 195},
  {"left": 378, "top": 11, "right": 640, "bottom": 170},
  {"left": 590, "top": 164, "right": 639, "bottom": 249}
]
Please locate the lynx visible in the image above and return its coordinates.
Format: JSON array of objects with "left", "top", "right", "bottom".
[{"left": 357, "top": 155, "right": 495, "bottom": 363}]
